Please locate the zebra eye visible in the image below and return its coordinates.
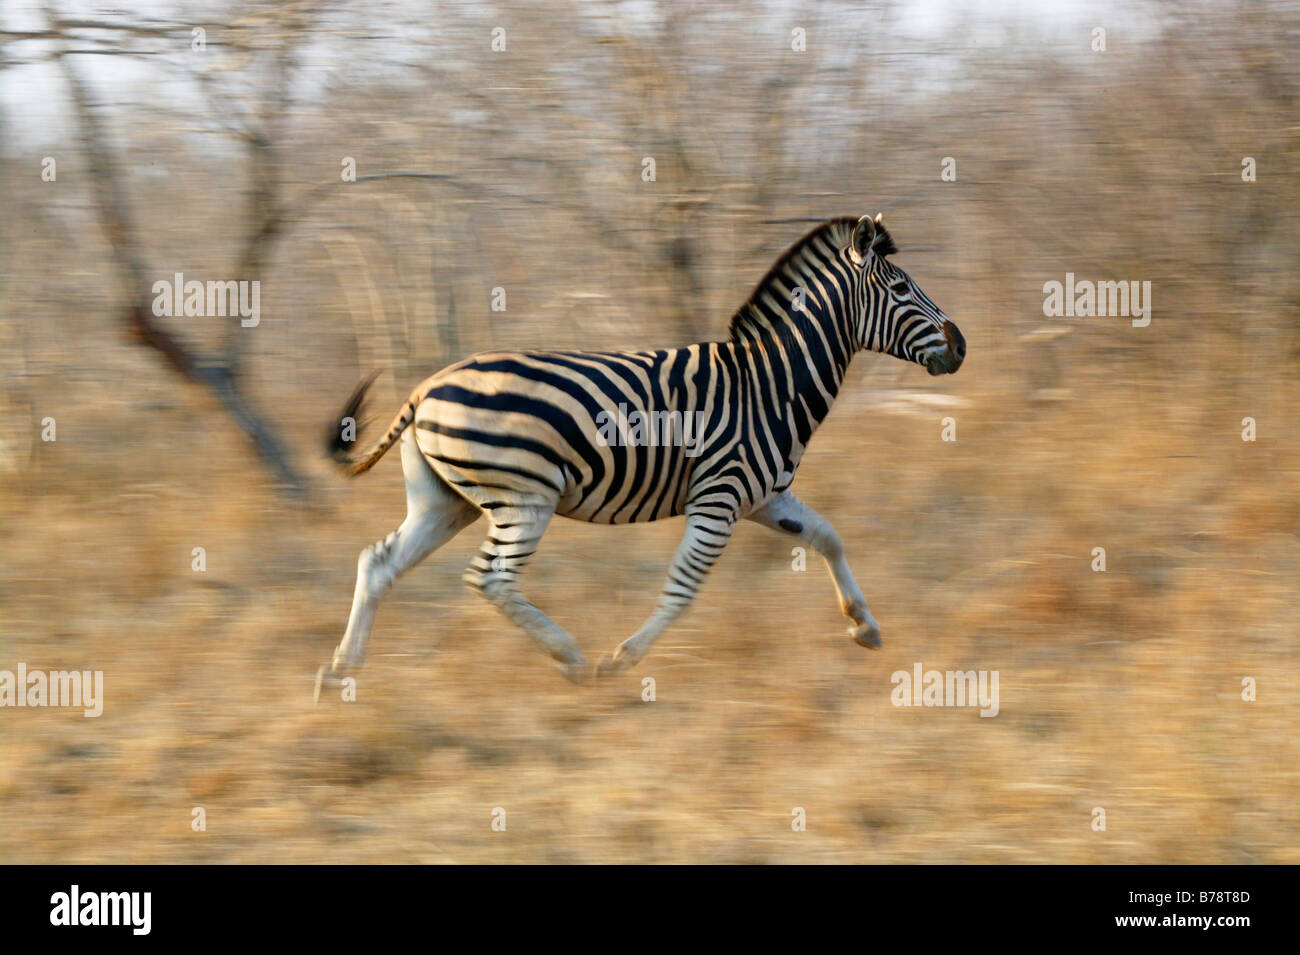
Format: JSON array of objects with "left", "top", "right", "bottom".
[{"left": 889, "top": 281, "right": 910, "bottom": 298}]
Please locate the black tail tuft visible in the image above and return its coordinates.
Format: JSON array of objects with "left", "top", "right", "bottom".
[{"left": 325, "top": 370, "right": 381, "bottom": 467}]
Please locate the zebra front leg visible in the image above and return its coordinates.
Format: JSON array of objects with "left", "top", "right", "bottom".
[
  {"left": 597, "top": 507, "right": 737, "bottom": 676},
  {"left": 746, "top": 490, "right": 881, "bottom": 648},
  {"left": 463, "top": 505, "right": 590, "bottom": 684}
]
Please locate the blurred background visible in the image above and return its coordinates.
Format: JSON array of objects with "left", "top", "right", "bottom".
[{"left": 0, "top": 0, "right": 1296, "bottom": 863}]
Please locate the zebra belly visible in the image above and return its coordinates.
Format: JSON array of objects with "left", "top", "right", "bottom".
[{"left": 410, "top": 351, "right": 704, "bottom": 524}]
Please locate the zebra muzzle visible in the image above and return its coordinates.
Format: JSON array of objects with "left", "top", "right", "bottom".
[{"left": 928, "top": 321, "right": 965, "bottom": 374}]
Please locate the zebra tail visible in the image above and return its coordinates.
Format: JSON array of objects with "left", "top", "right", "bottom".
[{"left": 325, "top": 371, "right": 419, "bottom": 477}]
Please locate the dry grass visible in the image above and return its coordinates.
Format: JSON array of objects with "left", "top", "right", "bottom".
[{"left": 1, "top": 339, "right": 1296, "bottom": 863}]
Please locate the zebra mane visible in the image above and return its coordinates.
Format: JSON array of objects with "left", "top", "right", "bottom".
[{"left": 728, "top": 216, "right": 895, "bottom": 340}]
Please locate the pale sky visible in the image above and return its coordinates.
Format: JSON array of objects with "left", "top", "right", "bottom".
[{"left": 1, "top": 0, "right": 1158, "bottom": 149}]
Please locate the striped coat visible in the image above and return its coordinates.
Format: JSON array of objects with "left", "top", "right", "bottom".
[{"left": 316, "top": 214, "right": 964, "bottom": 695}]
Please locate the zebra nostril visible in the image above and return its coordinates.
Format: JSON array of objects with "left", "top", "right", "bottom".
[{"left": 943, "top": 321, "right": 965, "bottom": 361}]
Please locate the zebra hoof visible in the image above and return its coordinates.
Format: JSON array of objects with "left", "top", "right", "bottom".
[
  {"left": 559, "top": 657, "right": 592, "bottom": 685},
  {"left": 595, "top": 651, "right": 631, "bottom": 679},
  {"left": 849, "top": 622, "right": 882, "bottom": 649},
  {"left": 313, "top": 665, "right": 351, "bottom": 704}
]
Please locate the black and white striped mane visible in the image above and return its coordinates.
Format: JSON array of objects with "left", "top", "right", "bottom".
[{"left": 727, "top": 216, "right": 897, "bottom": 341}]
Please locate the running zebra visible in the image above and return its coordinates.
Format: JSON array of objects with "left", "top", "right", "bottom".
[{"left": 317, "top": 213, "right": 964, "bottom": 693}]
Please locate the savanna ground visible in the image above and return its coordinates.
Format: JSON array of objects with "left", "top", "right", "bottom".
[{"left": 1, "top": 1, "right": 1297, "bottom": 863}]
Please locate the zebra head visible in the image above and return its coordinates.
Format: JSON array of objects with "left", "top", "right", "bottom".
[{"left": 848, "top": 214, "right": 964, "bottom": 376}]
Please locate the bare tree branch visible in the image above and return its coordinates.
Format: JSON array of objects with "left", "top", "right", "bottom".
[{"left": 53, "top": 22, "right": 314, "bottom": 498}]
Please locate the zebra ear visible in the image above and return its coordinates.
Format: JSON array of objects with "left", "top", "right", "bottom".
[
  {"left": 851, "top": 215, "right": 877, "bottom": 263},
  {"left": 871, "top": 212, "right": 899, "bottom": 256}
]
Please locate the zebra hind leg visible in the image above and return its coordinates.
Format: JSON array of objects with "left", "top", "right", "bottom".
[
  {"left": 316, "top": 432, "right": 479, "bottom": 702},
  {"left": 463, "top": 504, "right": 590, "bottom": 684}
]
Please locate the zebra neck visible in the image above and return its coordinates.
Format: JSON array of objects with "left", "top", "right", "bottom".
[
  {"left": 730, "top": 321, "right": 853, "bottom": 454},
  {"left": 723, "top": 217, "right": 862, "bottom": 451}
]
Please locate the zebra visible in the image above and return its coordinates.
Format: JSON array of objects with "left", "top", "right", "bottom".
[{"left": 315, "top": 213, "right": 964, "bottom": 696}]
